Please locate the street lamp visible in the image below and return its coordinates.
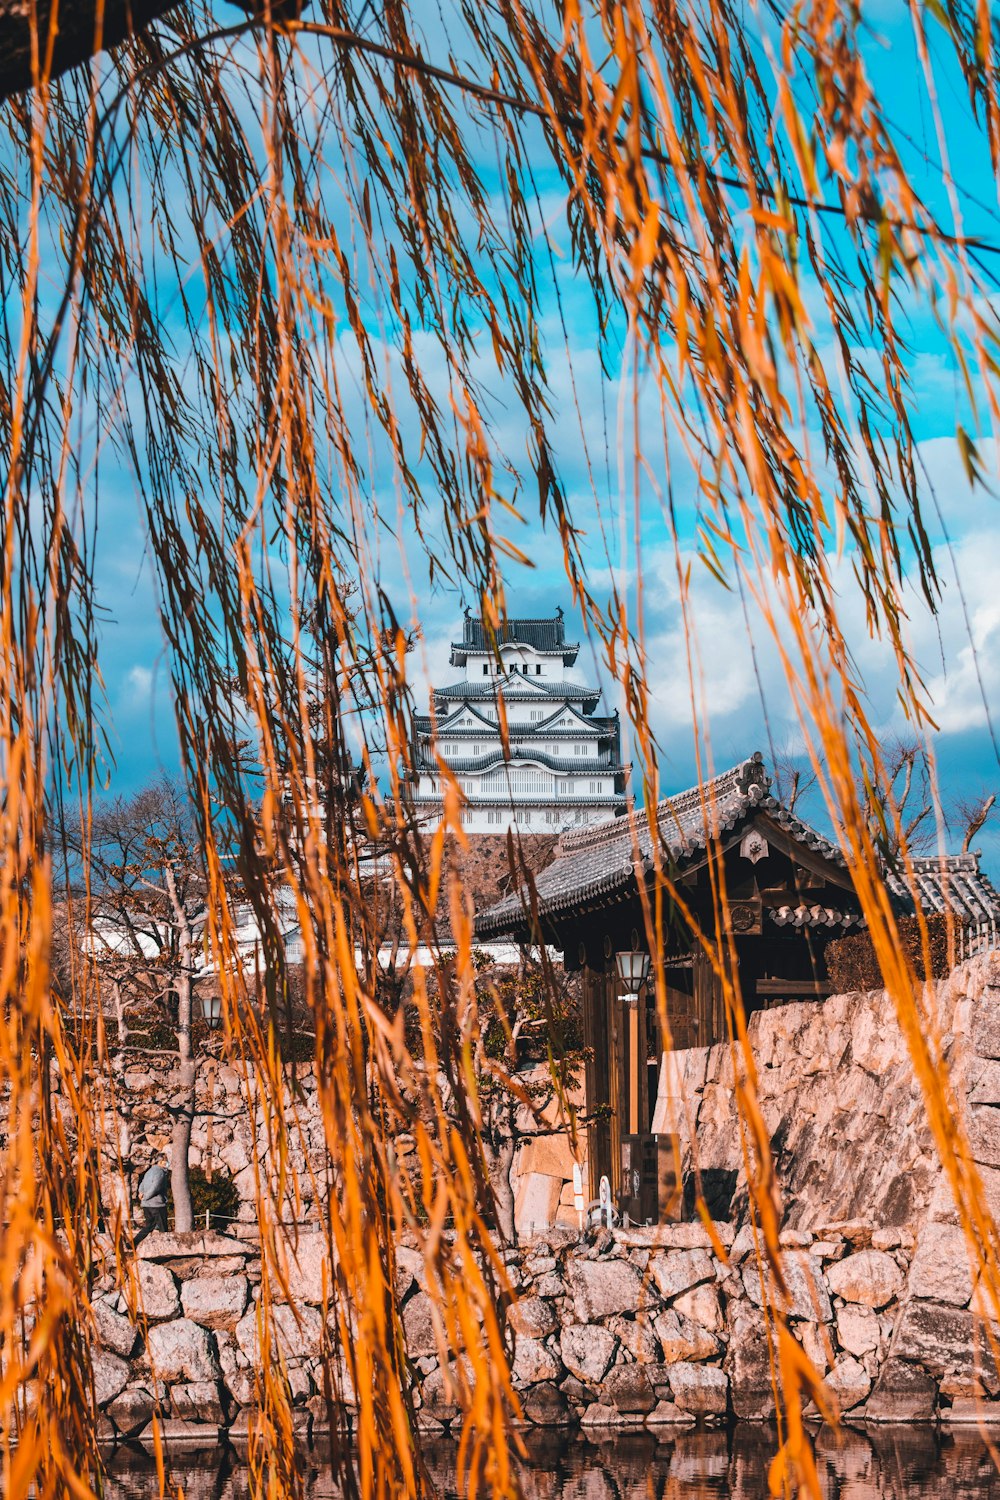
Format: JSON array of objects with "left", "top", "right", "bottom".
[
  {"left": 615, "top": 946, "right": 651, "bottom": 997},
  {"left": 614, "top": 938, "right": 651, "bottom": 1139},
  {"left": 198, "top": 992, "right": 224, "bottom": 1030}
]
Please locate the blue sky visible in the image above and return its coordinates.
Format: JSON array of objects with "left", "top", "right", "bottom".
[{"left": 74, "top": 2, "right": 1000, "bottom": 872}]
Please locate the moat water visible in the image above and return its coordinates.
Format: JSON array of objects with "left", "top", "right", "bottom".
[{"left": 102, "top": 1425, "right": 1000, "bottom": 1496}]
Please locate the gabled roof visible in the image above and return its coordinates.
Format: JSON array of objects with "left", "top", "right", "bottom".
[
  {"left": 477, "top": 753, "right": 800, "bottom": 935},
  {"left": 433, "top": 678, "right": 600, "bottom": 703},
  {"left": 410, "top": 749, "right": 626, "bottom": 776},
  {"left": 451, "top": 612, "right": 579, "bottom": 664},
  {"left": 884, "top": 853, "right": 1000, "bottom": 927}
]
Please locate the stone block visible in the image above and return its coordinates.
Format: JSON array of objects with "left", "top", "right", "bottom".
[
  {"left": 135, "top": 1261, "right": 181, "bottom": 1320},
  {"left": 674, "top": 1283, "right": 723, "bottom": 1331},
  {"left": 92, "top": 1350, "right": 131, "bottom": 1408},
  {"left": 892, "top": 1300, "right": 999, "bottom": 1394},
  {"left": 507, "top": 1296, "right": 557, "bottom": 1340},
  {"left": 599, "top": 1364, "right": 656, "bottom": 1414},
  {"left": 907, "top": 1224, "right": 974, "bottom": 1306},
  {"left": 726, "top": 1301, "right": 774, "bottom": 1420},
  {"left": 651, "top": 1309, "right": 720, "bottom": 1364},
  {"left": 668, "top": 1361, "right": 728, "bottom": 1415},
  {"left": 826, "top": 1249, "right": 903, "bottom": 1309},
  {"left": 521, "top": 1382, "right": 570, "bottom": 1426},
  {"left": 970, "top": 1107, "right": 1000, "bottom": 1168},
  {"left": 823, "top": 1355, "right": 871, "bottom": 1414},
  {"left": 560, "top": 1323, "right": 618, "bottom": 1383},
  {"left": 606, "top": 1314, "right": 659, "bottom": 1364},
  {"left": 514, "top": 1173, "right": 564, "bottom": 1239},
  {"left": 649, "top": 1249, "right": 716, "bottom": 1301},
  {"left": 517, "top": 1133, "right": 576, "bottom": 1180},
  {"left": 863, "top": 1359, "right": 937, "bottom": 1421},
  {"left": 146, "top": 1319, "right": 221, "bottom": 1385},
  {"left": 234, "top": 1302, "right": 325, "bottom": 1363},
  {"left": 579, "top": 1402, "right": 619, "bottom": 1427},
  {"left": 512, "top": 1334, "right": 561, "bottom": 1386},
  {"left": 106, "top": 1385, "right": 157, "bottom": 1437},
  {"left": 137, "top": 1231, "right": 243, "bottom": 1262},
  {"left": 646, "top": 1399, "right": 696, "bottom": 1426},
  {"left": 741, "top": 1251, "right": 831, "bottom": 1322},
  {"left": 181, "top": 1275, "right": 250, "bottom": 1330},
  {"left": 402, "top": 1290, "right": 440, "bottom": 1360},
  {"left": 566, "top": 1257, "right": 646, "bottom": 1322},
  {"left": 276, "top": 1234, "right": 336, "bottom": 1307},
  {"left": 93, "top": 1297, "right": 139, "bottom": 1359},
  {"left": 170, "top": 1381, "right": 225, "bottom": 1424},
  {"left": 972, "top": 1002, "right": 1000, "bottom": 1061},
  {"left": 836, "top": 1305, "right": 879, "bottom": 1358}
]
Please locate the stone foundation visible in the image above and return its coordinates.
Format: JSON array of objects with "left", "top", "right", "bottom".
[{"left": 43, "top": 953, "right": 1000, "bottom": 1437}]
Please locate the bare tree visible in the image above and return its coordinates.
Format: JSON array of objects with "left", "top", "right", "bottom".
[
  {"left": 768, "top": 741, "right": 818, "bottom": 816},
  {"left": 86, "top": 780, "right": 213, "bottom": 1232},
  {"left": 953, "top": 790, "right": 997, "bottom": 854},
  {"left": 859, "top": 736, "right": 937, "bottom": 860}
]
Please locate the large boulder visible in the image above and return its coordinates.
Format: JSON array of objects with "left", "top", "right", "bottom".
[
  {"left": 511, "top": 1335, "right": 561, "bottom": 1386},
  {"left": 234, "top": 1302, "right": 325, "bottom": 1364},
  {"left": 92, "top": 1351, "right": 130, "bottom": 1408},
  {"left": 559, "top": 1323, "right": 618, "bottom": 1384},
  {"left": 105, "top": 1385, "right": 157, "bottom": 1437},
  {"left": 170, "top": 1380, "right": 225, "bottom": 1424},
  {"left": 892, "top": 1301, "right": 999, "bottom": 1395},
  {"left": 741, "top": 1252, "right": 831, "bottom": 1322},
  {"left": 826, "top": 1248, "right": 903, "bottom": 1309},
  {"left": 507, "top": 1296, "right": 558, "bottom": 1340},
  {"left": 135, "top": 1262, "right": 181, "bottom": 1321},
  {"left": 649, "top": 1249, "right": 716, "bottom": 1302},
  {"left": 726, "top": 1301, "right": 774, "bottom": 1420},
  {"left": 652, "top": 1309, "right": 721, "bottom": 1364},
  {"left": 566, "top": 1257, "right": 646, "bottom": 1322},
  {"left": 824, "top": 1355, "right": 871, "bottom": 1413},
  {"left": 668, "top": 1362, "right": 728, "bottom": 1415},
  {"left": 906, "top": 1226, "right": 974, "bottom": 1307},
  {"left": 598, "top": 1365, "right": 656, "bottom": 1414},
  {"left": 863, "top": 1359, "right": 937, "bottom": 1421},
  {"left": 181, "top": 1275, "right": 250, "bottom": 1331},
  {"left": 401, "top": 1291, "right": 440, "bottom": 1361},
  {"left": 146, "top": 1319, "right": 221, "bottom": 1384},
  {"left": 93, "top": 1298, "right": 139, "bottom": 1359}
]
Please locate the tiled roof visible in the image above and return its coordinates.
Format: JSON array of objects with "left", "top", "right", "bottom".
[
  {"left": 413, "top": 793, "right": 628, "bottom": 808},
  {"left": 433, "top": 679, "right": 600, "bottom": 702},
  {"left": 411, "top": 750, "right": 626, "bottom": 775},
  {"left": 414, "top": 712, "right": 618, "bottom": 738},
  {"left": 477, "top": 752, "right": 813, "bottom": 935},
  {"left": 884, "top": 853, "right": 1000, "bottom": 926},
  {"left": 454, "top": 615, "right": 575, "bottom": 653}
]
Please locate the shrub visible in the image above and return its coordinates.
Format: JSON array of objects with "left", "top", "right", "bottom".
[
  {"left": 825, "top": 914, "right": 953, "bottom": 993},
  {"left": 168, "top": 1166, "right": 240, "bottom": 1230}
]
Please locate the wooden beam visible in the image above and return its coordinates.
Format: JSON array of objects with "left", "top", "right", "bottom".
[{"left": 755, "top": 977, "right": 832, "bottom": 998}]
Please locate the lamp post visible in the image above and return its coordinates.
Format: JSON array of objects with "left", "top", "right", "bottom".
[
  {"left": 198, "top": 992, "right": 224, "bottom": 1031},
  {"left": 615, "top": 941, "right": 651, "bottom": 1136}
]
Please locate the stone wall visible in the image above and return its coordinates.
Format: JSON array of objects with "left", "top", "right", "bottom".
[{"left": 51, "top": 952, "right": 1000, "bottom": 1439}]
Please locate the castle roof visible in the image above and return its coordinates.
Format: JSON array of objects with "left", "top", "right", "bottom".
[
  {"left": 433, "top": 678, "right": 600, "bottom": 704},
  {"left": 884, "top": 853, "right": 1000, "bottom": 928},
  {"left": 450, "top": 611, "right": 578, "bottom": 665}
]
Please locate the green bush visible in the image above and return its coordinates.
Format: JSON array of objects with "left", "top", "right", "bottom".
[{"left": 167, "top": 1166, "right": 240, "bottom": 1230}]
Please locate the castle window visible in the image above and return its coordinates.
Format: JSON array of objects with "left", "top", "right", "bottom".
[
  {"left": 483, "top": 663, "right": 488, "bottom": 675},
  {"left": 536, "top": 664, "right": 542, "bottom": 675}
]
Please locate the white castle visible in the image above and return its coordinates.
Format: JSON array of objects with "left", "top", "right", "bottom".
[{"left": 409, "top": 609, "right": 628, "bottom": 833}]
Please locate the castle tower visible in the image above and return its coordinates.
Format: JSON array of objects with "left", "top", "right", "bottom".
[{"left": 409, "top": 609, "right": 627, "bottom": 833}]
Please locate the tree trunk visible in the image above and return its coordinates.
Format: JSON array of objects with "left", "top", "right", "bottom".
[
  {"left": 485, "top": 1132, "right": 517, "bottom": 1244},
  {"left": 171, "top": 1052, "right": 196, "bottom": 1232}
]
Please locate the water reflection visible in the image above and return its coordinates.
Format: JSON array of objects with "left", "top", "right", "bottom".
[{"left": 103, "top": 1426, "right": 1000, "bottom": 1498}]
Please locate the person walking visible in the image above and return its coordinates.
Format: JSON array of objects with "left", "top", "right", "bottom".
[{"left": 133, "top": 1156, "right": 170, "bottom": 1247}]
